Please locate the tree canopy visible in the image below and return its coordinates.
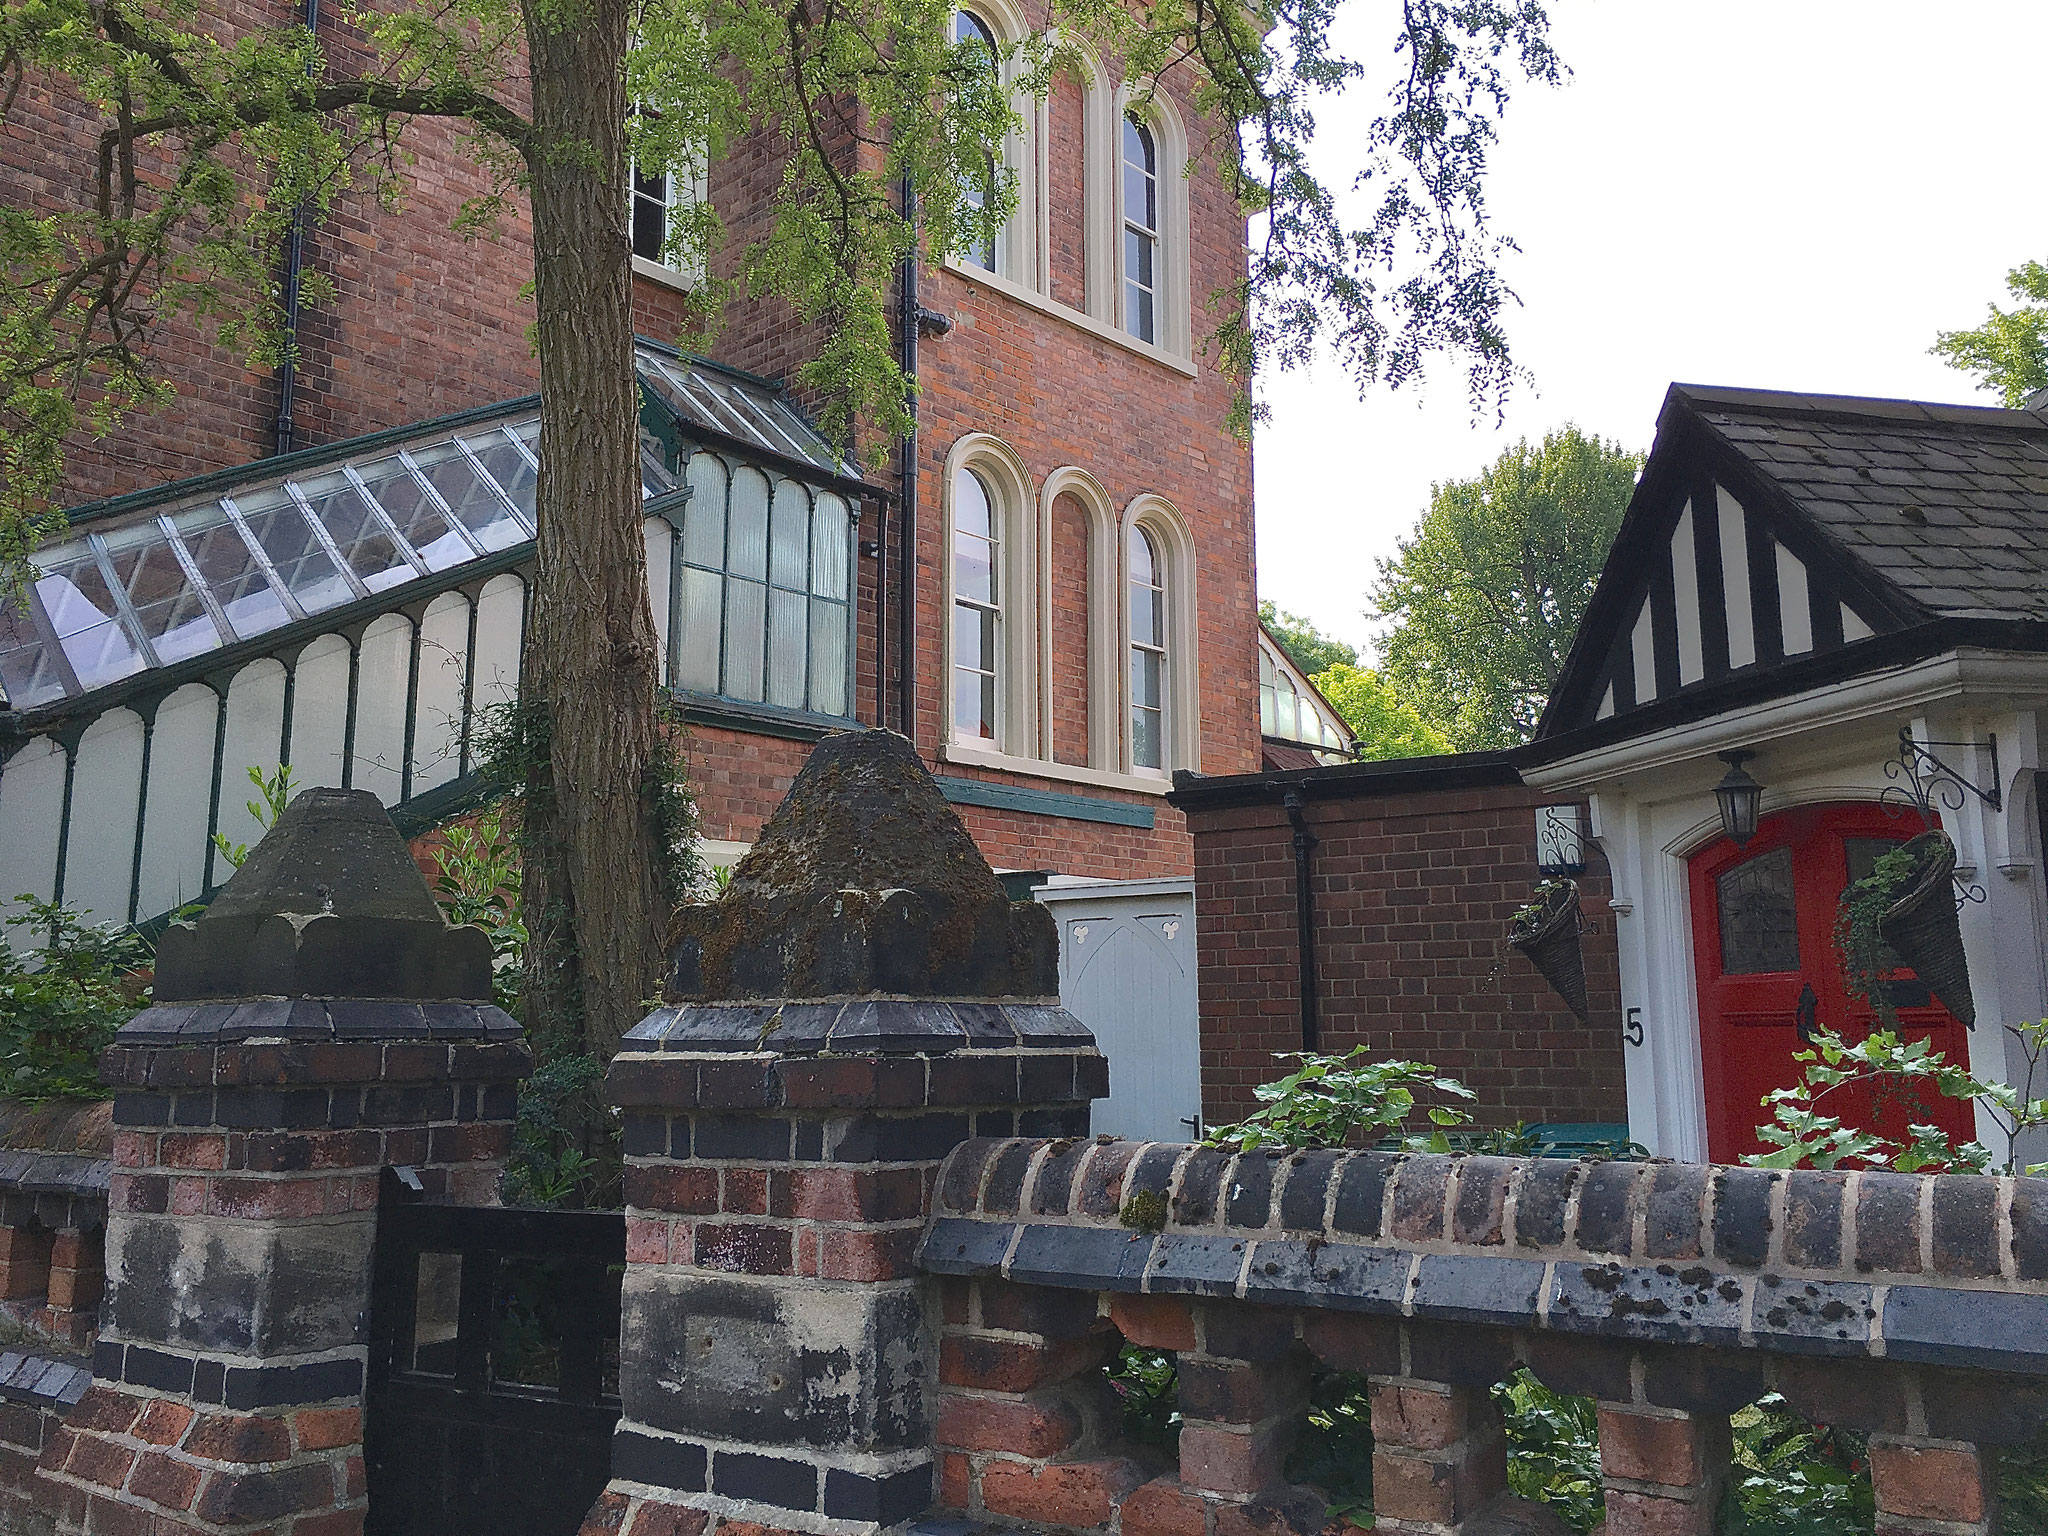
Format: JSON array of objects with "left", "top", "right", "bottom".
[
  {"left": 1931, "top": 259, "right": 2048, "bottom": 408},
  {"left": 1311, "top": 661, "right": 1449, "bottom": 758},
  {"left": 1371, "top": 425, "right": 1638, "bottom": 751},
  {"left": 1259, "top": 599, "right": 1358, "bottom": 676}
]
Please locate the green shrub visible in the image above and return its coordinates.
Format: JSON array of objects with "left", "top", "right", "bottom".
[
  {"left": 0, "top": 898, "right": 152, "bottom": 1099},
  {"left": 1204, "top": 1046, "right": 1477, "bottom": 1153},
  {"left": 1496, "top": 1369, "right": 1604, "bottom": 1533},
  {"left": 1717, "top": 1395, "right": 1873, "bottom": 1536},
  {"left": 1104, "top": 1345, "right": 1180, "bottom": 1452}
]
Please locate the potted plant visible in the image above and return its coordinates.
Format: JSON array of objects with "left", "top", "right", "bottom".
[
  {"left": 1507, "top": 879, "right": 1592, "bottom": 1025},
  {"left": 1834, "top": 829, "right": 1975, "bottom": 1029}
]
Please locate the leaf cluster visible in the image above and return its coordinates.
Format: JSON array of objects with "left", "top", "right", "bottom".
[
  {"left": 1717, "top": 1395, "right": 1873, "bottom": 1536},
  {"left": 1931, "top": 258, "right": 2048, "bottom": 409},
  {"left": 1310, "top": 661, "right": 1450, "bottom": 759},
  {"left": 1203, "top": 1044, "right": 1475, "bottom": 1153},
  {"left": 1372, "top": 426, "right": 1639, "bottom": 750},
  {"left": 1746, "top": 1027, "right": 1996, "bottom": 1175},
  {"left": 429, "top": 804, "right": 527, "bottom": 1013},
  {"left": 0, "top": 897, "right": 151, "bottom": 1099},
  {"left": 210, "top": 761, "right": 297, "bottom": 871},
  {"left": 1494, "top": 1369, "right": 1603, "bottom": 1534},
  {"left": 1830, "top": 832, "right": 1935, "bottom": 1028}
]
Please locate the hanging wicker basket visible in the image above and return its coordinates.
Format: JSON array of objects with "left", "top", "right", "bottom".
[
  {"left": 1508, "top": 881, "right": 1591, "bottom": 1025},
  {"left": 1878, "top": 830, "right": 1976, "bottom": 1029}
]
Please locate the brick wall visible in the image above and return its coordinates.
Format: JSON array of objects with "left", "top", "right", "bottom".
[
  {"left": 919, "top": 1135, "right": 2046, "bottom": 1536},
  {"left": 1049, "top": 491, "right": 1093, "bottom": 768},
  {"left": 1172, "top": 762, "right": 1628, "bottom": 1132}
]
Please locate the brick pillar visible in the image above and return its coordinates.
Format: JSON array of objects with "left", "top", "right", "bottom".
[
  {"left": 1367, "top": 1380, "right": 1509, "bottom": 1535},
  {"left": 584, "top": 729, "right": 1103, "bottom": 1536},
  {"left": 1595, "top": 1403, "right": 1731, "bottom": 1536},
  {"left": 1868, "top": 1435, "right": 1996, "bottom": 1536},
  {"left": 29, "top": 787, "right": 527, "bottom": 1536}
]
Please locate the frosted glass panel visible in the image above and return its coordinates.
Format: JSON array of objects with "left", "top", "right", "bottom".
[
  {"left": 675, "top": 569, "right": 722, "bottom": 692},
  {"left": 809, "top": 601, "right": 847, "bottom": 718},
  {"left": 463, "top": 432, "right": 538, "bottom": 527},
  {"left": 35, "top": 543, "right": 144, "bottom": 691},
  {"left": 172, "top": 503, "right": 288, "bottom": 641},
  {"left": 727, "top": 469, "right": 770, "bottom": 581},
  {"left": 767, "top": 590, "right": 807, "bottom": 708},
  {"left": 811, "top": 495, "right": 849, "bottom": 600},
  {"left": 723, "top": 579, "right": 765, "bottom": 700},
  {"left": 99, "top": 520, "right": 216, "bottom": 664},
  {"left": 770, "top": 482, "right": 810, "bottom": 589},
  {"left": 294, "top": 471, "right": 413, "bottom": 592},
  {"left": 354, "top": 456, "right": 468, "bottom": 571},
  {"left": 412, "top": 443, "right": 523, "bottom": 552},
  {"left": 231, "top": 489, "right": 352, "bottom": 615},
  {"left": 682, "top": 455, "right": 727, "bottom": 567}
]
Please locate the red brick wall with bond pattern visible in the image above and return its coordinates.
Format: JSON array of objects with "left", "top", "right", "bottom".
[
  {"left": 5, "top": 7, "right": 1255, "bottom": 885},
  {"left": 1182, "top": 781, "right": 1630, "bottom": 1133}
]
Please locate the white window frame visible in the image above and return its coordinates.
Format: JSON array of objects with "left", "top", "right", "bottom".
[
  {"left": 942, "top": 434, "right": 1038, "bottom": 757},
  {"left": 627, "top": 132, "right": 708, "bottom": 291},
  {"left": 1109, "top": 88, "right": 1191, "bottom": 359},
  {"left": 1119, "top": 494, "right": 1198, "bottom": 776},
  {"left": 948, "top": 1, "right": 1038, "bottom": 287}
]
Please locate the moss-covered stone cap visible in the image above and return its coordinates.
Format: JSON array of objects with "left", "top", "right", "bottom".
[
  {"left": 664, "top": 729, "right": 1061, "bottom": 1004},
  {"left": 147, "top": 787, "right": 495, "bottom": 1005}
]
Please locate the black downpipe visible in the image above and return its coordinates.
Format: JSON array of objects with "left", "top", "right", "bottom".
[
  {"left": 1284, "top": 789, "right": 1319, "bottom": 1051},
  {"left": 895, "top": 175, "right": 918, "bottom": 740},
  {"left": 271, "top": 0, "right": 320, "bottom": 456}
]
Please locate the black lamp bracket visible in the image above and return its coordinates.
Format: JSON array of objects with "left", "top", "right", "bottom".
[{"left": 1885, "top": 727, "right": 2002, "bottom": 818}]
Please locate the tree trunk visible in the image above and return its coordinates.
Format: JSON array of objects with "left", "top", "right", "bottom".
[{"left": 517, "top": 0, "right": 666, "bottom": 1061}]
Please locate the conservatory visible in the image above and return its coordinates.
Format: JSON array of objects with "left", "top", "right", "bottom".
[{"left": 0, "top": 343, "right": 868, "bottom": 942}]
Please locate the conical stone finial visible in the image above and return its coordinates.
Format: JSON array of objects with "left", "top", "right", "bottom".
[
  {"left": 130, "top": 788, "right": 508, "bottom": 1043},
  {"left": 644, "top": 729, "right": 1086, "bottom": 1056}
]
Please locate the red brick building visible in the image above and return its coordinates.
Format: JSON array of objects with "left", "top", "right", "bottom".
[{"left": 0, "top": 0, "right": 1257, "bottom": 927}]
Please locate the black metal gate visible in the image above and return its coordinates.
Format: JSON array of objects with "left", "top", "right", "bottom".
[{"left": 366, "top": 1180, "right": 625, "bottom": 1536}]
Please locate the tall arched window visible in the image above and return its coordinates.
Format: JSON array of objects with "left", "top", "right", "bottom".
[
  {"left": 1128, "top": 524, "right": 1166, "bottom": 769},
  {"left": 1121, "top": 114, "right": 1158, "bottom": 344},
  {"left": 953, "top": 466, "right": 1001, "bottom": 743},
  {"left": 955, "top": 10, "right": 1002, "bottom": 274}
]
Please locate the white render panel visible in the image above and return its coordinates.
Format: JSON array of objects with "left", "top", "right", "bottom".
[
  {"left": 0, "top": 734, "right": 66, "bottom": 945},
  {"left": 218, "top": 659, "right": 289, "bottom": 857},
  {"left": 410, "top": 592, "right": 471, "bottom": 796},
  {"left": 1777, "top": 544, "right": 1813, "bottom": 655},
  {"left": 1716, "top": 485, "right": 1756, "bottom": 670},
  {"left": 1843, "top": 603, "right": 1874, "bottom": 643},
  {"left": 288, "top": 634, "right": 353, "bottom": 789},
  {"left": 136, "top": 683, "right": 219, "bottom": 920},
  {"left": 352, "top": 613, "right": 413, "bottom": 805},
  {"left": 644, "top": 517, "right": 673, "bottom": 681},
  {"left": 1597, "top": 684, "right": 1615, "bottom": 721},
  {"left": 1671, "top": 501, "right": 1705, "bottom": 686},
  {"left": 472, "top": 575, "right": 525, "bottom": 715},
  {"left": 63, "top": 709, "right": 146, "bottom": 925},
  {"left": 1630, "top": 600, "right": 1657, "bottom": 703}
]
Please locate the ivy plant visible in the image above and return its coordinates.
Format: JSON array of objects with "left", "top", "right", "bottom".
[
  {"left": 1832, "top": 834, "right": 1940, "bottom": 1027},
  {"left": 1204, "top": 1046, "right": 1476, "bottom": 1153}
]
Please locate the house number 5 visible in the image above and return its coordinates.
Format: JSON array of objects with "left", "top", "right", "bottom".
[{"left": 1623, "top": 1007, "right": 1645, "bottom": 1047}]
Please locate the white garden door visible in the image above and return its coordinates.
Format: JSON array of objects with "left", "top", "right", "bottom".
[{"left": 1035, "top": 877, "right": 1201, "bottom": 1142}]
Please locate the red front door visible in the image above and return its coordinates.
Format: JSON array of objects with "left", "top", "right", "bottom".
[{"left": 1690, "top": 802, "right": 1977, "bottom": 1163}]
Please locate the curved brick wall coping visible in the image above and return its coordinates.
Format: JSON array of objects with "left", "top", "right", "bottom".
[
  {"left": 919, "top": 1137, "right": 2048, "bottom": 1377},
  {"left": 115, "top": 999, "right": 519, "bottom": 1046}
]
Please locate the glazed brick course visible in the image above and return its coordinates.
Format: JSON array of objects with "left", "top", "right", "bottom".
[{"left": 1177, "top": 780, "right": 1627, "bottom": 1130}]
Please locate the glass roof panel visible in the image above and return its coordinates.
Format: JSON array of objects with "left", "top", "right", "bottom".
[
  {"left": 6, "top": 355, "right": 851, "bottom": 711},
  {"left": 291, "top": 471, "right": 418, "bottom": 593},
  {"left": 34, "top": 540, "right": 146, "bottom": 692},
  {"left": 229, "top": 487, "right": 356, "bottom": 617},
  {"left": 171, "top": 501, "right": 289, "bottom": 641},
  {"left": 99, "top": 517, "right": 220, "bottom": 665},
  {"left": 409, "top": 441, "right": 525, "bottom": 552},
  {"left": 0, "top": 600, "right": 58, "bottom": 710}
]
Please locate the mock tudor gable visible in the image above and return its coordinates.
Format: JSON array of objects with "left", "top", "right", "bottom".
[{"left": 1540, "top": 385, "right": 2048, "bottom": 748}]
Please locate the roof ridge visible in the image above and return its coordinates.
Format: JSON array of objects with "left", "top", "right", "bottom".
[{"left": 1672, "top": 382, "right": 2048, "bottom": 432}]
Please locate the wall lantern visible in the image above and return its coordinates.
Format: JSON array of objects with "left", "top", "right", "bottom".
[{"left": 1714, "top": 750, "right": 1764, "bottom": 847}]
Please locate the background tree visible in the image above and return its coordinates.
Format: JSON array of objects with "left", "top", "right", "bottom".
[
  {"left": 1372, "top": 426, "right": 1638, "bottom": 750},
  {"left": 1311, "top": 662, "right": 1449, "bottom": 758},
  {"left": 0, "top": 0, "right": 1565, "bottom": 1051},
  {"left": 1259, "top": 599, "right": 1359, "bottom": 676},
  {"left": 1932, "top": 259, "right": 2048, "bottom": 407}
]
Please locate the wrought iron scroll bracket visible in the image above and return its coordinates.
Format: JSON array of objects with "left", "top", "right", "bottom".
[{"left": 1884, "top": 727, "right": 2002, "bottom": 819}]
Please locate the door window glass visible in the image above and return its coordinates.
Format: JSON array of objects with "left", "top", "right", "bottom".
[{"left": 1717, "top": 845, "right": 1799, "bottom": 974}]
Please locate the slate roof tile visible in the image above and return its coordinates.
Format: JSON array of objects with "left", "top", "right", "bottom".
[{"left": 1678, "top": 386, "right": 2048, "bottom": 620}]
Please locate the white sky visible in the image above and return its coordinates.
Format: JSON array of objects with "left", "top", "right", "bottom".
[{"left": 1252, "top": 0, "right": 2048, "bottom": 657}]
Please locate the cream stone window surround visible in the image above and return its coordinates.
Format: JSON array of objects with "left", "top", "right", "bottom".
[
  {"left": 1036, "top": 465, "right": 1121, "bottom": 769},
  {"left": 953, "top": 0, "right": 1039, "bottom": 287},
  {"left": 1119, "top": 493, "right": 1199, "bottom": 776},
  {"left": 1111, "top": 86, "right": 1192, "bottom": 360},
  {"left": 942, "top": 432, "right": 1039, "bottom": 755}
]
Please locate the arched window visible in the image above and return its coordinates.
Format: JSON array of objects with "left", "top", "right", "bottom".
[
  {"left": 953, "top": 466, "right": 1001, "bottom": 743},
  {"left": 1128, "top": 524, "right": 1166, "bottom": 769},
  {"left": 955, "top": 9, "right": 1002, "bottom": 275},
  {"left": 1121, "top": 114, "right": 1158, "bottom": 344}
]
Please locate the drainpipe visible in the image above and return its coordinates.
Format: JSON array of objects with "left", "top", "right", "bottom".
[
  {"left": 1284, "top": 788, "right": 1319, "bottom": 1051},
  {"left": 896, "top": 175, "right": 918, "bottom": 741},
  {"left": 271, "top": 0, "right": 320, "bottom": 456}
]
